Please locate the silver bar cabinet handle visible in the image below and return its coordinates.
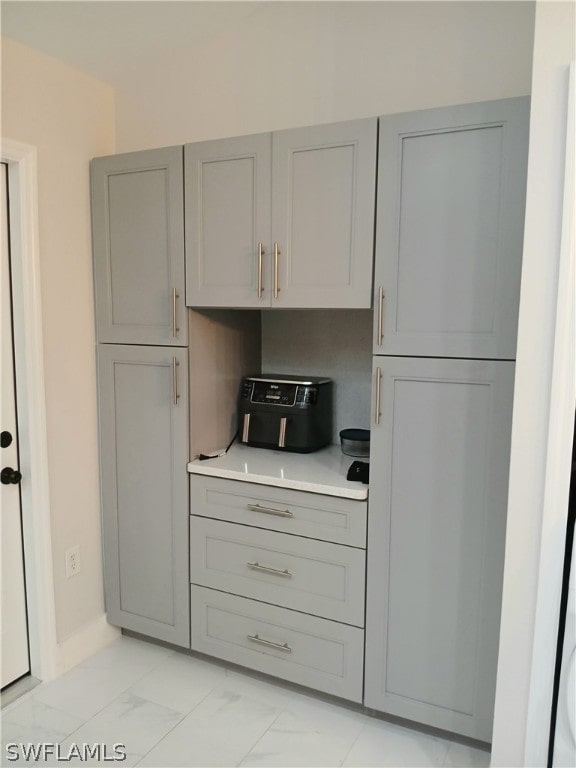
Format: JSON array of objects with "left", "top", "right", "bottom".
[
  {"left": 274, "top": 242, "right": 280, "bottom": 299},
  {"left": 375, "top": 366, "right": 382, "bottom": 425},
  {"left": 172, "top": 288, "right": 179, "bottom": 338},
  {"left": 257, "top": 242, "right": 264, "bottom": 299},
  {"left": 377, "top": 286, "right": 384, "bottom": 346},
  {"left": 247, "top": 634, "right": 292, "bottom": 653},
  {"left": 172, "top": 357, "right": 180, "bottom": 406},
  {"left": 247, "top": 561, "right": 292, "bottom": 578},
  {"left": 246, "top": 503, "right": 294, "bottom": 519},
  {"left": 278, "top": 416, "right": 287, "bottom": 448}
]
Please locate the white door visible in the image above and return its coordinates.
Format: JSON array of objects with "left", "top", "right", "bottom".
[{"left": 1, "top": 162, "right": 30, "bottom": 689}]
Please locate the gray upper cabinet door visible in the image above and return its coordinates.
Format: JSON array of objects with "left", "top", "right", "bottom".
[
  {"left": 365, "top": 356, "right": 514, "bottom": 741},
  {"left": 185, "top": 134, "right": 272, "bottom": 308},
  {"left": 373, "top": 98, "right": 529, "bottom": 358},
  {"left": 91, "top": 147, "right": 187, "bottom": 346},
  {"left": 272, "top": 119, "right": 377, "bottom": 308},
  {"left": 97, "top": 344, "right": 189, "bottom": 648}
]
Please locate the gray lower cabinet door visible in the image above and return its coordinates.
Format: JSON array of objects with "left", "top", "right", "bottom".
[
  {"left": 365, "top": 356, "right": 515, "bottom": 741},
  {"left": 185, "top": 133, "right": 272, "bottom": 308},
  {"left": 373, "top": 97, "right": 529, "bottom": 358},
  {"left": 191, "top": 586, "right": 365, "bottom": 703},
  {"left": 91, "top": 147, "right": 187, "bottom": 346},
  {"left": 190, "top": 475, "right": 367, "bottom": 548},
  {"left": 98, "top": 344, "right": 189, "bottom": 647},
  {"left": 272, "top": 119, "right": 377, "bottom": 308},
  {"left": 190, "top": 517, "right": 366, "bottom": 627}
]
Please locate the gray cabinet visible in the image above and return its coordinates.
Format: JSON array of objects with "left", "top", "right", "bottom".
[
  {"left": 191, "top": 586, "right": 365, "bottom": 703},
  {"left": 97, "top": 344, "right": 189, "bottom": 648},
  {"left": 271, "top": 120, "right": 376, "bottom": 308},
  {"left": 185, "top": 134, "right": 271, "bottom": 308},
  {"left": 364, "top": 356, "right": 515, "bottom": 740},
  {"left": 189, "top": 473, "right": 366, "bottom": 701},
  {"left": 185, "top": 119, "right": 377, "bottom": 309},
  {"left": 91, "top": 147, "right": 187, "bottom": 346},
  {"left": 373, "top": 98, "right": 529, "bottom": 358},
  {"left": 190, "top": 474, "right": 367, "bottom": 547},
  {"left": 190, "top": 516, "right": 365, "bottom": 626},
  {"left": 92, "top": 146, "right": 190, "bottom": 648}
]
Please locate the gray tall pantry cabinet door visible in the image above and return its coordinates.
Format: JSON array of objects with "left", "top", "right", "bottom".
[
  {"left": 272, "top": 119, "right": 377, "bottom": 308},
  {"left": 91, "top": 147, "right": 187, "bottom": 346},
  {"left": 185, "top": 134, "right": 272, "bottom": 307},
  {"left": 97, "top": 344, "right": 189, "bottom": 648},
  {"left": 373, "top": 98, "right": 529, "bottom": 358},
  {"left": 365, "top": 356, "right": 514, "bottom": 741}
]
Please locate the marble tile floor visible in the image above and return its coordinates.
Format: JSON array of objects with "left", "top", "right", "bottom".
[{"left": 1, "top": 636, "right": 491, "bottom": 767}]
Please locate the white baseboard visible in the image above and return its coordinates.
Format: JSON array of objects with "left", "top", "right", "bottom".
[{"left": 57, "top": 614, "right": 120, "bottom": 675}]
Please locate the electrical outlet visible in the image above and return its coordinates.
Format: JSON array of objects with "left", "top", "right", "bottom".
[{"left": 65, "top": 545, "right": 80, "bottom": 578}]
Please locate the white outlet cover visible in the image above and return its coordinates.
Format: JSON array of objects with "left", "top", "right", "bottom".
[{"left": 65, "top": 545, "right": 80, "bottom": 578}]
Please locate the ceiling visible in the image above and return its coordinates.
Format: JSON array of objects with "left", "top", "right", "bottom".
[{"left": 1, "top": 1, "right": 268, "bottom": 85}]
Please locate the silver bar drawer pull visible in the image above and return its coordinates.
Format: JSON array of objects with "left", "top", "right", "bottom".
[
  {"left": 247, "top": 633, "right": 292, "bottom": 653},
  {"left": 246, "top": 561, "right": 292, "bottom": 578},
  {"left": 246, "top": 503, "right": 294, "bottom": 518}
]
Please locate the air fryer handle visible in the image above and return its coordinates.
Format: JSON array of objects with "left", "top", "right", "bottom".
[
  {"left": 242, "top": 413, "right": 251, "bottom": 443},
  {"left": 278, "top": 417, "right": 287, "bottom": 448}
]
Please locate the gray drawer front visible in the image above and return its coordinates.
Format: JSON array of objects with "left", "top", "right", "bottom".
[
  {"left": 190, "top": 476, "right": 367, "bottom": 548},
  {"left": 191, "top": 586, "right": 364, "bottom": 702},
  {"left": 190, "top": 517, "right": 365, "bottom": 627}
]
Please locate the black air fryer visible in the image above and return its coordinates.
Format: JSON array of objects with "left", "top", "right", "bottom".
[{"left": 238, "top": 375, "right": 333, "bottom": 453}]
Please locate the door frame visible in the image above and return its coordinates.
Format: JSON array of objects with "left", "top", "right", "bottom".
[
  {"left": 1, "top": 138, "right": 58, "bottom": 682},
  {"left": 491, "top": 53, "right": 575, "bottom": 766},
  {"left": 523, "top": 61, "right": 575, "bottom": 764}
]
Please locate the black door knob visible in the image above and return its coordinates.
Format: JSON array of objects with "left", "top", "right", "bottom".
[
  {"left": 1, "top": 467, "right": 22, "bottom": 485},
  {"left": 1, "top": 431, "right": 13, "bottom": 448}
]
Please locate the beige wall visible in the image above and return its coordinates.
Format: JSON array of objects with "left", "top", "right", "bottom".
[
  {"left": 1, "top": 38, "right": 115, "bottom": 643},
  {"left": 115, "top": 1, "right": 535, "bottom": 151}
]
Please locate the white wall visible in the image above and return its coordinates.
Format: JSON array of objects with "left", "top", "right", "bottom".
[
  {"left": 115, "top": 1, "right": 535, "bottom": 151},
  {"left": 1, "top": 38, "right": 115, "bottom": 645},
  {"left": 491, "top": 2, "right": 575, "bottom": 766},
  {"left": 261, "top": 311, "right": 373, "bottom": 442}
]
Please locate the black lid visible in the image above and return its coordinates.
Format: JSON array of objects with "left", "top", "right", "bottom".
[
  {"left": 340, "top": 429, "right": 370, "bottom": 441},
  {"left": 245, "top": 374, "right": 332, "bottom": 385}
]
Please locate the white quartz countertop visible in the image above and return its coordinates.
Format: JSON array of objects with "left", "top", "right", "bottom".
[{"left": 187, "top": 444, "right": 368, "bottom": 500}]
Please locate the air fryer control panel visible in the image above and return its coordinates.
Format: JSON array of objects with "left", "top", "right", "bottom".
[{"left": 241, "top": 380, "right": 318, "bottom": 407}]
